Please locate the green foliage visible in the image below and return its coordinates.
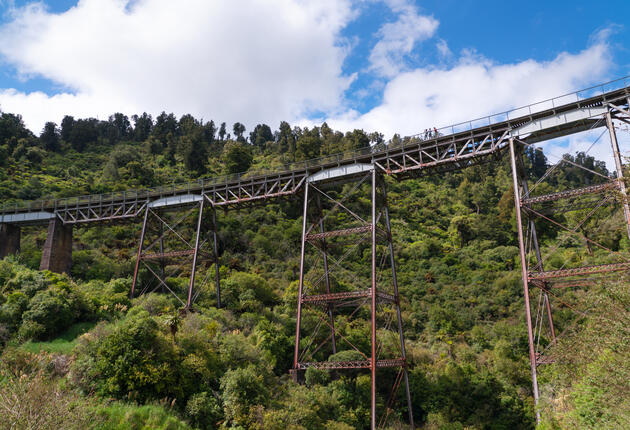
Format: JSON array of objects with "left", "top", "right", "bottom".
[
  {"left": 71, "top": 308, "right": 180, "bottom": 402},
  {"left": 3, "top": 107, "right": 627, "bottom": 429},
  {"left": 90, "top": 402, "right": 191, "bottom": 430},
  {"left": 185, "top": 391, "right": 223, "bottom": 429},
  {"left": 220, "top": 364, "right": 271, "bottom": 427},
  {"left": 221, "top": 271, "right": 277, "bottom": 312},
  {"left": 20, "top": 321, "right": 96, "bottom": 354},
  {"left": 222, "top": 140, "right": 253, "bottom": 174},
  {"left": 539, "top": 281, "right": 630, "bottom": 428}
]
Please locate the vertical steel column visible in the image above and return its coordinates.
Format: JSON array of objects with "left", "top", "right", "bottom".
[
  {"left": 529, "top": 218, "right": 556, "bottom": 344},
  {"left": 159, "top": 222, "right": 165, "bottom": 293},
  {"left": 131, "top": 207, "right": 149, "bottom": 298},
  {"left": 509, "top": 138, "right": 540, "bottom": 422},
  {"left": 370, "top": 168, "right": 377, "bottom": 430},
  {"left": 187, "top": 199, "right": 205, "bottom": 309},
  {"left": 518, "top": 156, "right": 556, "bottom": 344},
  {"left": 212, "top": 206, "right": 222, "bottom": 308},
  {"left": 606, "top": 112, "right": 630, "bottom": 240},
  {"left": 293, "top": 182, "right": 310, "bottom": 378},
  {"left": 381, "top": 180, "right": 414, "bottom": 428},
  {"left": 317, "top": 194, "right": 337, "bottom": 354}
]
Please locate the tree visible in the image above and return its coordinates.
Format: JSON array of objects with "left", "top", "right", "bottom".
[
  {"left": 218, "top": 122, "right": 227, "bottom": 141},
  {"left": 202, "top": 120, "right": 216, "bottom": 146},
  {"left": 68, "top": 118, "right": 99, "bottom": 151},
  {"left": 232, "top": 122, "right": 246, "bottom": 143},
  {"left": 60, "top": 115, "right": 75, "bottom": 142},
  {"left": 0, "top": 112, "right": 33, "bottom": 144},
  {"left": 294, "top": 127, "right": 321, "bottom": 161},
  {"left": 183, "top": 130, "right": 207, "bottom": 174},
  {"left": 276, "top": 121, "right": 295, "bottom": 154},
  {"left": 249, "top": 124, "right": 273, "bottom": 149},
  {"left": 222, "top": 141, "right": 253, "bottom": 174},
  {"left": 40, "top": 122, "right": 60, "bottom": 152},
  {"left": 369, "top": 131, "right": 384, "bottom": 146},
  {"left": 179, "top": 114, "right": 201, "bottom": 137},
  {"left": 220, "top": 365, "right": 270, "bottom": 427},
  {"left": 132, "top": 112, "right": 153, "bottom": 142},
  {"left": 152, "top": 112, "right": 179, "bottom": 143},
  {"left": 343, "top": 129, "right": 370, "bottom": 151},
  {"left": 107, "top": 113, "right": 131, "bottom": 142}
]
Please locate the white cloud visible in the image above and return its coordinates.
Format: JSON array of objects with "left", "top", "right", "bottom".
[
  {"left": 538, "top": 119, "right": 630, "bottom": 173},
  {"left": 0, "top": 0, "right": 621, "bottom": 176},
  {"left": 435, "top": 39, "right": 451, "bottom": 59},
  {"left": 368, "top": 0, "right": 438, "bottom": 77},
  {"left": 326, "top": 40, "right": 613, "bottom": 139},
  {"left": 0, "top": 0, "right": 355, "bottom": 132}
]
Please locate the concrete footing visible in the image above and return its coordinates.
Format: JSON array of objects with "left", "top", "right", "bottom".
[
  {"left": 0, "top": 224, "right": 20, "bottom": 258},
  {"left": 40, "top": 218, "right": 72, "bottom": 273}
]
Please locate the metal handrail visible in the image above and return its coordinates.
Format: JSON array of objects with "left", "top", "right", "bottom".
[{"left": 2, "top": 75, "right": 629, "bottom": 214}]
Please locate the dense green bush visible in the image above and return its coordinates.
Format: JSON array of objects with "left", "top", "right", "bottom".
[{"left": 71, "top": 308, "right": 180, "bottom": 402}]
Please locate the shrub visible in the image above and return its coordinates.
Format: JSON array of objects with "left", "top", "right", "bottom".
[
  {"left": 70, "top": 309, "right": 180, "bottom": 402},
  {"left": 185, "top": 391, "right": 223, "bottom": 429}
]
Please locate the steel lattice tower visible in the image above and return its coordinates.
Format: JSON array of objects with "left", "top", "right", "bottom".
[
  {"left": 508, "top": 105, "right": 630, "bottom": 422},
  {"left": 131, "top": 197, "right": 221, "bottom": 309},
  {"left": 291, "top": 164, "right": 414, "bottom": 430}
]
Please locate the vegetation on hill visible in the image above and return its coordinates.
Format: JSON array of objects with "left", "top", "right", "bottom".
[{"left": 0, "top": 110, "right": 628, "bottom": 429}]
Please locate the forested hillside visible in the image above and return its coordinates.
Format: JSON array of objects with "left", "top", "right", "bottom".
[{"left": 0, "top": 110, "right": 628, "bottom": 429}]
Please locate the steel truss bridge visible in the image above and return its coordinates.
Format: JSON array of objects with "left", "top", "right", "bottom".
[{"left": 2, "top": 76, "right": 630, "bottom": 428}]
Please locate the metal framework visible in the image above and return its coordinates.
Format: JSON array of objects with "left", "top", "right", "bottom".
[
  {"left": 292, "top": 165, "right": 413, "bottom": 429},
  {"left": 508, "top": 106, "right": 630, "bottom": 422},
  {"left": 1, "top": 77, "right": 630, "bottom": 426},
  {"left": 2, "top": 79, "right": 629, "bottom": 226},
  {"left": 130, "top": 198, "right": 222, "bottom": 309}
]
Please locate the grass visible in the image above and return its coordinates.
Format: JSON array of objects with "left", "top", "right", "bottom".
[
  {"left": 90, "top": 403, "right": 191, "bottom": 430},
  {"left": 20, "top": 321, "right": 96, "bottom": 354}
]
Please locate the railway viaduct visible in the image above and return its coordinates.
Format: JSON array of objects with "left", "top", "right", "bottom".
[{"left": 2, "top": 77, "right": 630, "bottom": 428}]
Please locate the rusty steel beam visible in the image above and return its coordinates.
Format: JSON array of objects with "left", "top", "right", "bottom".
[
  {"left": 370, "top": 169, "right": 377, "bottom": 430},
  {"left": 530, "top": 279, "right": 596, "bottom": 289},
  {"left": 141, "top": 249, "right": 195, "bottom": 259},
  {"left": 317, "top": 194, "right": 337, "bottom": 355},
  {"left": 302, "top": 290, "right": 396, "bottom": 305},
  {"left": 521, "top": 182, "right": 618, "bottom": 205},
  {"left": 293, "top": 182, "right": 309, "bottom": 378},
  {"left": 187, "top": 199, "right": 204, "bottom": 308},
  {"left": 306, "top": 225, "right": 372, "bottom": 240},
  {"left": 528, "top": 262, "right": 630, "bottom": 280},
  {"left": 509, "top": 138, "right": 540, "bottom": 422},
  {"left": 131, "top": 207, "right": 149, "bottom": 298},
  {"left": 536, "top": 355, "right": 556, "bottom": 365},
  {"left": 296, "top": 358, "right": 406, "bottom": 370},
  {"left": 141, "top": 249, "right": 215, "bottom": 261}
]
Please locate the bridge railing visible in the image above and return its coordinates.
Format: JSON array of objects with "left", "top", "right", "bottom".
[
  {"left": 408, "top": 75, "right": 630, "bottom": 140},
  {"left": 2, "top": 76, "right": 629, "bottom": 215}
]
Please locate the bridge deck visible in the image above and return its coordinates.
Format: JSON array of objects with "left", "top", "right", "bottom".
[{"left": 2, "top": 78, "right": 629, "bottom": 225}]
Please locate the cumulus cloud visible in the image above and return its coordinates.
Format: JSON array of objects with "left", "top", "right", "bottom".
[
  {"left": 538, "top": 119, "right": 630, "bottom": 173},
  {"left": 368, "top": 0, "right": 438, "bottom": 77},
  {"left": 0, "top": 0, "right": 620, "bottom": 174},
  {"left": 0, "top": 0, "right": 355, "bottom": 131},
  {"left": 326, "top": 40, "right": 613, "bottom": 138}
]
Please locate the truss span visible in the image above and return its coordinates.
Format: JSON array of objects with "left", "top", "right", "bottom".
[{"left": 1, "top": 77, "right": 629, "bottom": 225}]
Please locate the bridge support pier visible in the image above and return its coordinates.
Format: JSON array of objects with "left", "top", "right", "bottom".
[
  {"left": 606, "top": 112, "right": 630, "bottom": 240},
  {"left": 0, "top": 224, "right": 20, "bottom": 258},
  {"left": 40, "top": 218, "right": 72, "bottom": 273},
  {"left": 292, "top": 165, "right": 413, "bottom": 430},
  {"left": 509, "top": 139, "right": 541, "bottom": 423},
  {"left": 131, "top": 197, "right": 218, "bottom": 310}
]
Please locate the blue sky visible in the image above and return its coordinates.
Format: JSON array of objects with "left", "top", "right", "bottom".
[{"left": 0, "top": 0, "right": 629, "bottom": 150}]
